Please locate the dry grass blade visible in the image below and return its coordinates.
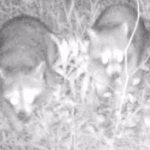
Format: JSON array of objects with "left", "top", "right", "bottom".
[
  {"left": 0, "top": 0, "right": 150, "bottom": 150},
  {"left": 62, "top": 0, "right": 75, "bottom": 21},
  {"left": 114, "top": 0, "right": 140, "bottom": 137}
]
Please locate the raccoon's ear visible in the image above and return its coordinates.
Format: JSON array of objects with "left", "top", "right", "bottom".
[
  {"left": 45, "top": 33, "right": 60, "bottom": 65},
  {"left": 33, "top": 62, "right": 45, "bottom": 80},
  {"left": 0, "top": 68, "right": 6, "bottom": 79},
  {"left": 49, "top": 33, "right": 60, "bottom": 47},
  {"left": 87, "top": 29, "right": 98, "bottom": 41}
]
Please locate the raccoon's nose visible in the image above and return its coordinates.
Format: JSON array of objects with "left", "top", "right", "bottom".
[
  {"left": 111, "top": 72, "right": 119, "bottom": 80},
  {"left": 17, "top": 111, "right": 29, "bottom": 122}
]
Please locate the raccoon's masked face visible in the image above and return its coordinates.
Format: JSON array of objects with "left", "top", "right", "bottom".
[
  {"left": 88, "top": 23, "right": 134, "bottom": 78},
  {"left": 1, "top": 62, "right": 45, "bottom": 122}
]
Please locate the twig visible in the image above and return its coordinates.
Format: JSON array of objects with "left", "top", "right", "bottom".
[{"left": 115, "top": 0, "right": 140, "bottom": 137}]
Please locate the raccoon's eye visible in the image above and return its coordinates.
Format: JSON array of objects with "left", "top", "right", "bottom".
[
  {"left": 113, "top": 50, "right": 123, "bottom": 63},
  {"left": 5, "top": 90, "right": 20, "bottom": 106},
  {"left": 23, "top": 88, "right": 42, "bottom": 104},
  {"left": 101, "top": 49, "right": 111, "bottom": 64}
]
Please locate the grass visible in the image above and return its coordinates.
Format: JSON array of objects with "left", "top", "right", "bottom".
[{"left": 0, "top": 0, "right": 150, "bottom": 150}]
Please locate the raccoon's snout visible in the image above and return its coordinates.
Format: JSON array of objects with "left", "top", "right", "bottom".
[
  {"left": 17, "top": 111, "right": 30, "bottom": 122},
  {"left": 111, "top": 72, "right": 120, "bottom": 80},
  {"left": 106, "top": 63, "right": 122, "bottom": 78}
]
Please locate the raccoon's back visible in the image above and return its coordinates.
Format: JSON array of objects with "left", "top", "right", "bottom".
[
  {"left": 93, "top": 4, "right": 146, "bottom": 38},
  {"left": 94, "top": 4, "right": 138, "bottom": 29},
  {"left": 0, "top": 15, "right": 50, "bottom": 46},
  {"left": 0, "top": 15, "right": 51, "bottom": 73}
]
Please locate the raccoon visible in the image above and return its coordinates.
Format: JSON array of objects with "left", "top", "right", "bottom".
[
  {"left": 0, "top": 15, "right": 58, "bottom": 122},
  {"left": 1, "top": 63, "right": 46, "bottom": 122},
  {"left": 88, "top": 3, "right": 148, "bottom": 78}
]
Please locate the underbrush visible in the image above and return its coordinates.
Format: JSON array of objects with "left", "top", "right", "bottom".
[{"left": 0, "top": 0, "right": 150, "bottom": 150}]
